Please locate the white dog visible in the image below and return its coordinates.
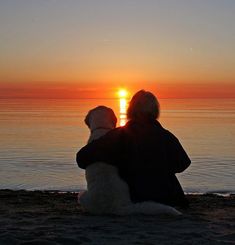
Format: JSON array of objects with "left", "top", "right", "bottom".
[{"left": 78, "top": 106, "right": 181, "bottom": 216}]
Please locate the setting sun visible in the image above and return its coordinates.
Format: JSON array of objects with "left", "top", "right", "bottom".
[{"left": 118, "top": 89, "right": 128, "bottom": 98}]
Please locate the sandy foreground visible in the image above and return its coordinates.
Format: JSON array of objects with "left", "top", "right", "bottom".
[{"left": 0, "top": 190, "right": 235, "bottom": 245}]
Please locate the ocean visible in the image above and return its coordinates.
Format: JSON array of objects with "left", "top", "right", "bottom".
[{"left": 0, "top": 98, "right": 234, "bottom": 194}]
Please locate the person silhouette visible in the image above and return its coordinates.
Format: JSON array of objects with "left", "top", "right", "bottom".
[{"left": 77, "top": 90, "right": 191, "bottom": 207}]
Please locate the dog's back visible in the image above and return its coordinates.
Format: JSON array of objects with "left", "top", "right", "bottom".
[
  {"left": 79, "top": 106, "right": 131, "bottom": 214},
  {"left": 81, "top": 162, "right": 131, "bottom": 214}
]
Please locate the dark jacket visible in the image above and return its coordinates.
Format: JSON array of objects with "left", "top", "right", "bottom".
[{"left": 76, "top": 120, "right": 191, "bottom": 207}]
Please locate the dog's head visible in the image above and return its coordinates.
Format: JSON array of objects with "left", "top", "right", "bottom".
[{"left": 85, "top": 106, "right": 117, "bottom": 131}]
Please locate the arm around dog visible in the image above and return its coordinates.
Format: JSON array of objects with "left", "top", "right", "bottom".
[{"left": 76, "top": 128, "right": 123, "bottom": 169}]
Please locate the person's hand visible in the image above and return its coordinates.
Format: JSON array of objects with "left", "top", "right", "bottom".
[{"left": 77, "top": 191, "right": 85, "bottom": 204}]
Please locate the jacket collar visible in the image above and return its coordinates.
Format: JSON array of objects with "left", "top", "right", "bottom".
[{"left": 125, "top": 119, "right": 162, "bottom": 128}]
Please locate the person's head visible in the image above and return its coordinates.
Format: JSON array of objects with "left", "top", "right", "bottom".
[{"left": 127, "top": 90, "right": 160, "bottom": 122}]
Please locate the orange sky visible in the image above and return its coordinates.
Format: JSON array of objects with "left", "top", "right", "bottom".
[
  {"left": 0, "top": 1, "right": 234, "bottom": 99},
  {"left": 0, "top": 81, "right": 234, "bottom": 99}
]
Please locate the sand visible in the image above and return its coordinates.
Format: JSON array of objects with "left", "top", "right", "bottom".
[{"left": 0, "top": 190, "right": 235, "bottom": 245}]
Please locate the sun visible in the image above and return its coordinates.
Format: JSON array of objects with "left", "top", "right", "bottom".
[{"left": 118, "top": 89, "right": 128, "bottom": 98}]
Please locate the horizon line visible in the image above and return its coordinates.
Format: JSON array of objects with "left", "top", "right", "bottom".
[{"left": 0, "top": 96, "right": 235, "bottom": 100}]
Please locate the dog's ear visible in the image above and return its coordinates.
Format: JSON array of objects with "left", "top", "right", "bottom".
[
  {"left": 84, "top": 111, "right": 91, "bottom": 128},
  {"left": 109, "top": 109, "right": 117, "bottom": 127}
]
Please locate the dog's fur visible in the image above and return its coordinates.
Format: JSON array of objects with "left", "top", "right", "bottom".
[{"left": 78, "top": 106, "right": 181, "bottom": 215}]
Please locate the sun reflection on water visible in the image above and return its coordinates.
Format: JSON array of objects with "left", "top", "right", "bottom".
[{"left": 119, "top": 98, "right": 127, "bottom": 126}]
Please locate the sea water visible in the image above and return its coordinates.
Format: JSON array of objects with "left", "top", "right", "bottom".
[{"left": 0, "top": 98, "right": 234, "bottom": 194}]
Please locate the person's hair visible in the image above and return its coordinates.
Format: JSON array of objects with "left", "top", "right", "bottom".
[{"left": 127, "top": 90, "right": 160, "bottom": 121}]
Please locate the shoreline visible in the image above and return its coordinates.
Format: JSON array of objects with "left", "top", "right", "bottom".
[
  {"left": 2, "top": 188, "right": 235, "bottom": 196},
  {"left": 1, "top": 189, "right": 235, "bottom": 244}
]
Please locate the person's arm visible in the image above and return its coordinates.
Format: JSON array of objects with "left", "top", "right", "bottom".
[
  {"left": 76, "top": 128, "right": 123, "bottom": 169},
  {"left": 165, "top": 131, "right": 191, "bottom": 173}
]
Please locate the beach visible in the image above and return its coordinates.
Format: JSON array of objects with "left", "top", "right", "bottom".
[{"left": 0, "top": 190, "right": 234, "bottom": 244}]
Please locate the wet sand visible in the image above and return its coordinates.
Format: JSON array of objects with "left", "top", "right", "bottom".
[{"left": 0, "top": 190, "right": 235, "bottom": 244}]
